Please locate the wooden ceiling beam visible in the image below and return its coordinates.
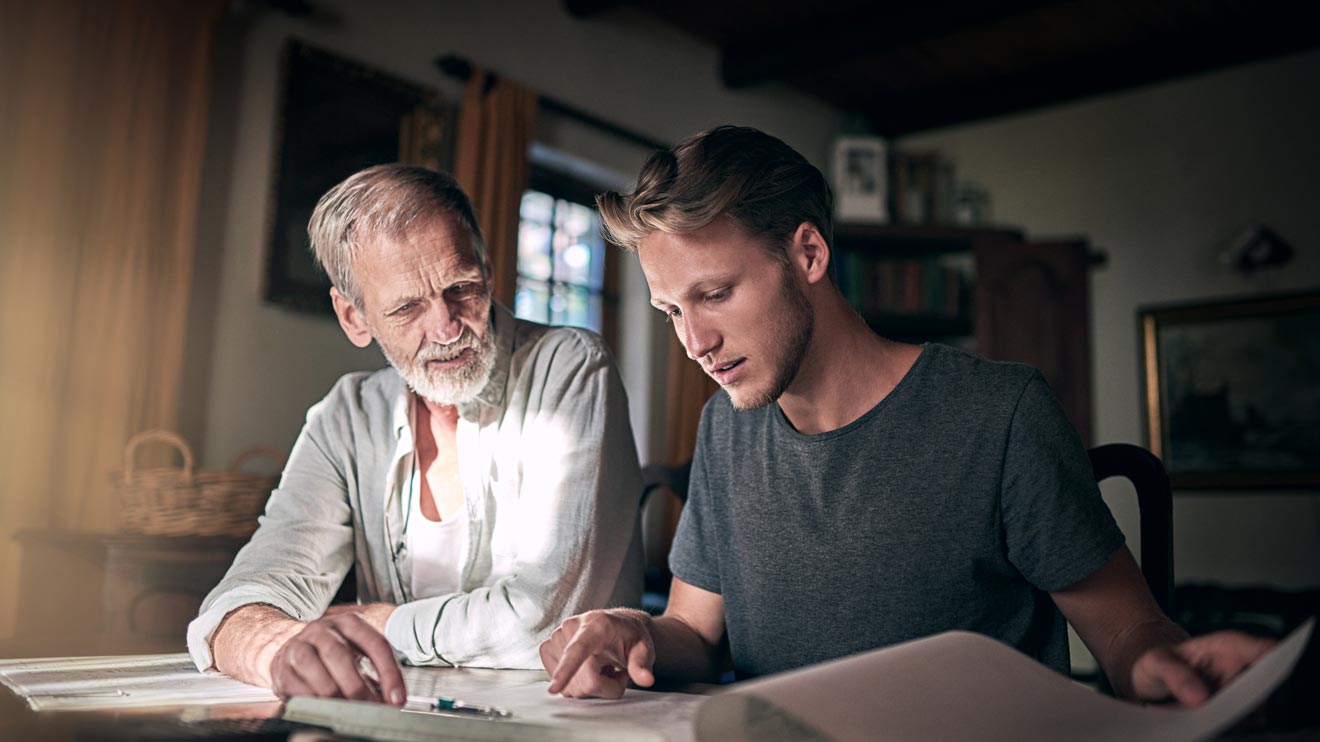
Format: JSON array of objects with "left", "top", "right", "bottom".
[
  {"left": 719, "top": 0, "right": 1055, "bottom": 89},
  {"left": 562, "top": 0, "right": 638, "bottom": 18},
  {"left": 861, "top": 9, "right": 1320, "bottom": 136}
]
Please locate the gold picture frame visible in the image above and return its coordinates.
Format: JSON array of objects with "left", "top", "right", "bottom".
[{"left": 1140, "top": 290, "right": 1320, "bottom": 489}]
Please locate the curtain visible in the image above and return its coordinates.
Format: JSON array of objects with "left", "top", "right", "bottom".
[
  {"left": 0, "top": 0, "right": 223, "bottom": 638},
  {"left": 660, "top": 333, "right": 720, "bottom": 544},
  {"left": 452, "top": 71, "right": 537, "bottom": 309}
]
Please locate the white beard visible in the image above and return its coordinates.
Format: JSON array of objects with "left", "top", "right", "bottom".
[{"left": 383, "top": 327, "right": 498, "bottom": 406}]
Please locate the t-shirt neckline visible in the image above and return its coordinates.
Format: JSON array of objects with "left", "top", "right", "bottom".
[{"left": 770, "top": 342, "right": 935, "bottom": 442}]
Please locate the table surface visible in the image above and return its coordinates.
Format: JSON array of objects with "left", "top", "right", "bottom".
[
  {"left": 3, "top": 662, "right": 1316, "bottom": 742},
  {"left": 0, "top": 690, "right": 290, "bottom": 741},
  {"left": 0, "top": 661, "right": 720, "bottom": 742}
]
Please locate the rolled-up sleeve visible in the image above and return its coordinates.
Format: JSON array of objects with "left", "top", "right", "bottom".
[
  {"left": 186, "top": 398, "right": 356, "bottom": 672},
  {"left": 385, "top": 334, "right": 643, "bottom": 668}
]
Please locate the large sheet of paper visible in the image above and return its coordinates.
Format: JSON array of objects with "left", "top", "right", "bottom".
[
  {"left": 287, "top": 671, "right": 706, "bottom": 742},
  {"left": 695, "top": 618, "right": 1314, "bottom": 742},
  {"left": 401, "top": 666, "right": 705, "bottom": 741},
  {"left": 0, "top": 653, "right": 276, "bottom": 711}
]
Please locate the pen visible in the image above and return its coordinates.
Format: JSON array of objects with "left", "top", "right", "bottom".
[{"left": 405, "top": 695, "right": 513, "bottom": 719}]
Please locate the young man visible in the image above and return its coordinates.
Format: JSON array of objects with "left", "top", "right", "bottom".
[
  {"left": 540, "top": 126, "right": 1272, "bottom": 705},
  {"left": 189, "top": 165, "right": 643, "bottom": 705}
]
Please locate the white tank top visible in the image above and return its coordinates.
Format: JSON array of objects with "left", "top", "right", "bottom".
[{"left": 404, "top": 460, "right": 468, "bottom": 599}]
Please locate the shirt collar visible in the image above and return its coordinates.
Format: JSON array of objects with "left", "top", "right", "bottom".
[{"left": 391, "top": 380, "right": 413, "bottom": 438}]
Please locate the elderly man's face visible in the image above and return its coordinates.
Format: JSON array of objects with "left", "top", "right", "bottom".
[{"left": 332, "top": 213, "right": 496, "bottom": 406}]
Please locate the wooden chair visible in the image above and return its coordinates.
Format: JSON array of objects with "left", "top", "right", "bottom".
[
  {"left": 1087, "top": 443, "right": 1174, "bottom": 615},
  {"left": 639, "top": 462, "right": 693, "bottom": 613}
]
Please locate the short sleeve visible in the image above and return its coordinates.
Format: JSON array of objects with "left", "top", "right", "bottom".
[
  {"left": 667, "top": 400, "right": 723, "bottom": 595},
  {"left": 1001, "top": 372, "right": 1126, "bottom": 592}
]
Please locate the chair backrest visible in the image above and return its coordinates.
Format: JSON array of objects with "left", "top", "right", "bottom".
[
  {"left": 640, "top": 462, "right": 692, "bottom": 507},
  {"left": 1087, "top": 443, "right": 1174, "bottom": 615}
]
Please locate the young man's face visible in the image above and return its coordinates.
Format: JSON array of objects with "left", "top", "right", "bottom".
[
  {"left": 639, "top": 219, "right": 813, "bottom": 410},
  {"left": 333, "top": 213, "right": 497, "bottom": 406}
]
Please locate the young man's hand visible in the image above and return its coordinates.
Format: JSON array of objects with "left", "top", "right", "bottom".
[
  {"left": 540, "top": 608, "right": 655, "bottom": 699},
  {"left": 1130, "top": 630, "right": 1276, "bottom": 706}
]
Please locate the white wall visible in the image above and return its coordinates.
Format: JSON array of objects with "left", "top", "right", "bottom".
[
  {"left": 902, "top": 50, "right": 1320, "bottom": 667},
  {"left": 187, "top": 0, "right": 849, "bottom": 469}
]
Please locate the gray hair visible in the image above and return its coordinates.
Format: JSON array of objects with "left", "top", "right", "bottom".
[{"left": 307, "top": 164, "right": 487, "bottom": 305}]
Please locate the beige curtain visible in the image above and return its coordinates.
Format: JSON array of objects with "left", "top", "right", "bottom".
[
  {"left": 0, "top": 0, "right": 223, "bottom": 637},
  {"left": 453, "top": 71, "right": 537, "bottom": 308}
]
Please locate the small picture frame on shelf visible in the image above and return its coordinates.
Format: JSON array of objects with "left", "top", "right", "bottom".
[
  {"left": 1139, "top": 290, "right": 1320, "bottom": 489},
  {"left": 832, "top": 136, "right": 887, "bottom": 223}
]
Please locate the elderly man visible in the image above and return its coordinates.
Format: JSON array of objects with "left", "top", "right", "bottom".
[
  {"left": 540, "top": 126, "right": 1273, "bottom": 705},
  {"left": 188, "top": 165, "right": 643, "bottom": 706}
]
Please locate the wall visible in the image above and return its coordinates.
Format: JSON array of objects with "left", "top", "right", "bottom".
[
  {"left": 902, "top": 48, "right": 1320, "bottom": 665},
  {"left": 185, "top": 0, "right": 849, "bottom": 471}
]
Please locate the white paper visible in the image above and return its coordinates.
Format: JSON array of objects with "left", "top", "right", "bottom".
[
  {"left": 695, "top": 618, "right": 1314, "bottom": 742},
  {"left": 397, "top": 666, "right": 704, "bottom": 742},
  {"left": 0, "top": 653, "right": 276, "bottom": 711},
  {"left": 288, "top": 678, "right": 706, "bottom": 742}
]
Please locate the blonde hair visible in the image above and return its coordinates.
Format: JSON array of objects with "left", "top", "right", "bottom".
[
  {"left": 597, "top": 125, "right": 833, "bottom": 258},
  {"left": 308, "top": 164, "right": 486, "bottom": 304}
]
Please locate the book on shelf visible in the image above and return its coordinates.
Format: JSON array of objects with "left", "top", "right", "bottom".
[{"left": 836, "top": 252, "right": 971, "bottom": 321}]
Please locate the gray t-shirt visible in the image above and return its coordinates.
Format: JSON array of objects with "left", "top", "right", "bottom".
[{"left": 669, "top": 343, "right": 1124, "bottom": 679}]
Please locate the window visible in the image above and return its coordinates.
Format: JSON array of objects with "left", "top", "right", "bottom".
[{"left": 514, "top": 166, "right": 617, "bottom": 346}]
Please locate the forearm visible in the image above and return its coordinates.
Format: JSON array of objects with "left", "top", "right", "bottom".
[
  {"left": 1052, "top": 549, "right": 1190, "bottom": 700},
  {"left": 211, "top": 604, "right": 304, "bottom": 687},
  {"left": 323, "top": 603, "right": 396, "bottom": 634},
  {"left": 646, "top": 612, "right": 722, "bottom": 683},
  {"left": 1104, "top": 617, "right": 1190, "bottom": 699}
]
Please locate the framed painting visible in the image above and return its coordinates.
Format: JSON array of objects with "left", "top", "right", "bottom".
[
  {"left": 264, "top": 39, "right": 454, "bottom": 315},
  {"left": 1140, "top": 290, "right": 1320, "bottom": 489}
]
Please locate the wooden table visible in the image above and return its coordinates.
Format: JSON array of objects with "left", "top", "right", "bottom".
[{"left": 0, "top": 688, "right": 291, "bottom": 741}]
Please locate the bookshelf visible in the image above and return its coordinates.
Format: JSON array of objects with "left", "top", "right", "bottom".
[
  {"left": 834, "top": 223, "right": 1022, "bottom": 343},
  {"left": 833, "top": 222, "right": 1097, "bottom": 445}
]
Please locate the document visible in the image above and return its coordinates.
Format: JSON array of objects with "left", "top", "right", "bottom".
[
  {"left": 694, "top": 618, "right": 1314, "bottom": 742},
  {"left": 0, "top": 653, "right": 277, "bottom": 711},
  {"left": 4, "top": 618, "right": 1309, "bottom": 741},
  {"left": 287, "top": 667, "right": 707, "bottom": 742}
]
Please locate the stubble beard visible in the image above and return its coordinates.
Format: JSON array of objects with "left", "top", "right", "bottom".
[
  {"left": 383, "top": 326, "right": 498, "bottom": 407},
  {"left": 727, "top": 266, "right": 814, "bottom": 411}
]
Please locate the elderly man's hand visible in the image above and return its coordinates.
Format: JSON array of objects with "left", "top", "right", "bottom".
[
  {"left": 268, "top": 611, "right": 406, "bottom": 705},
  {"left": 1131, "top": 630, "right": 1276, "bottom": 706},
  {"left": 541, "top": 609, "right": 655, "bottom": 699}
]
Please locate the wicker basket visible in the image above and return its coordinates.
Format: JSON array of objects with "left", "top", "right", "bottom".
[{"left": 112, "top": 430, "right": 284, "bottom": 538}]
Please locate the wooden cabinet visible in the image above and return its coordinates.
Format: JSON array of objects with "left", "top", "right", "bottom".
[
  {"left": 833, "top": 223, "right": 1097, "bottom": 445},
  {"left": 11, "top": 530, "right": 246, "bottom": 657}
]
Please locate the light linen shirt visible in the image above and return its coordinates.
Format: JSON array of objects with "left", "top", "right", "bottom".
[{"left": 187, "top": 304, "right": 644, "bottom": 670}]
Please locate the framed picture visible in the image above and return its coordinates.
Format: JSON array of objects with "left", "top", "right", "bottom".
[
  {"left": 831, "top": 136, "right": 887, "bottom": 223},
  {"left": 264, "top": 40, "right": 454, "bottom": 315},
  {"left": 1140, "top": 290, "right": 1320, "bottom": 489}
]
